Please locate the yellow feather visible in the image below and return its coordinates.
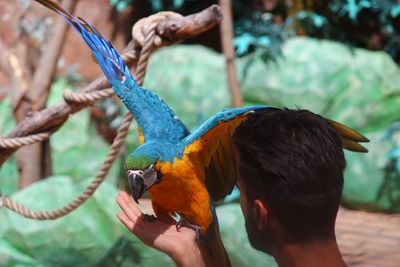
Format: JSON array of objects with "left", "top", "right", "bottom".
[
  {"left": 90, "top": 53, "right": 98, "bottom": 65},
  {"left": 342, "top": 138, "right": 368, "bottom": 153},
  {"left": 327, "top": 119, "right": 369, "bottom": 142},
  {"left": 150, "top": 157, "right": 212, "bottom": 234},
  {"left": 137, "top": 127, "right": 144, "bottom": 144}
]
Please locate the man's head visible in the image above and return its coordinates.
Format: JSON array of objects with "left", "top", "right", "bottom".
[{"left": 232, "top": 108, "right": 346, "bottom": 253}]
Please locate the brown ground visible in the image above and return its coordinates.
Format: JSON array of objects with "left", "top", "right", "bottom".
[{"left": 337, "top": 208, "right": 400, "bottom": 267}]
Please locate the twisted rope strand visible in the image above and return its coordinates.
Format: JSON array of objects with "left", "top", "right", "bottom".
[
  {"left": 63, "top": 88, "right": 114, "bottom": 103},
  {"left": 0, "top": 132, "right": 51, "bottom": 149}
]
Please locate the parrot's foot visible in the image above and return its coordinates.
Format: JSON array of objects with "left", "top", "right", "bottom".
[
  {"left": 142, "top": 214, "right": 157, "bottom": 222},
  {"left": 176, "top": 217, "right": 201, "bottom": 240}
]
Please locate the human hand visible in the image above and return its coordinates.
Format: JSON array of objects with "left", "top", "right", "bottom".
[{"left": 116, "top": 191, "right": 213, "bottom": 267}]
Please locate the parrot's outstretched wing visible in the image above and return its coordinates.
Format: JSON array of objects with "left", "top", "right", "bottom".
[
  {"left": 33, "top": 0, "right": 190, "bottom": 143},
  {"left": 180, "top": 106, "right": 275, "bottom": 201},
  {"left": 180, "top": 106, "right": 369, "bottom": 201}
]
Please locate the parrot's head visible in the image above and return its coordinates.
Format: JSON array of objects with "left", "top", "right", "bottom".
[{"left": 125, "top": 154, "right": 161, "bottom": 204}]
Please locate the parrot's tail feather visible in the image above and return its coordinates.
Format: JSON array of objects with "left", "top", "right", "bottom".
[
  {"left": 343, "top": 138, "right": 368, "bottom": 153},
  {"left": 203, "top": 203, "right": 231, "bottom": 267},
  {"left": 327, "top": 119, "right": 369, "bottom": 142},
  {"left": 34, "top": 0, "right": 83, "bottom": 35},
  {"left": 327, "top": 118, "right": 369, "bottom": 153},
  {"left": 206, "top": 220, "right": 232, "bottom": 267},
  {"left": 33, "top": 0, "right": 133, "bottom": 85}
]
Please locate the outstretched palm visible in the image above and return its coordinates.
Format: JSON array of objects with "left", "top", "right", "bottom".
[{"left": 116, "top": 191, "right": 212, "bottom": 267}]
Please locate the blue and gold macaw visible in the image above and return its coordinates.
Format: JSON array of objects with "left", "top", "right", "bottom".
[{"left": 33, "top": 1, "right": 369, "bottom": 266}]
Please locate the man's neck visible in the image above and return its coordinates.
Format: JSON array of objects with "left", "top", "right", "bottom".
[{"left": 273, "top": 238, "right": 347, "bottom": 267}]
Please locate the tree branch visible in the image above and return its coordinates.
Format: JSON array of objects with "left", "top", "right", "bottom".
[
  {"left": 29, "top": 0, "right": 79, "bottom": 109},
  {"left": 219, "top": 0, "right": 243, "bottom": 107},
  {"left": 15, "top": 0, "right": 79, "bottom": 189},
  {"left": 157, "top": 4, "right": 222, "bottom": 42}
]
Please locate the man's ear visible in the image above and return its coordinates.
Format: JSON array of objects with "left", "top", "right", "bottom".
[{"left": 252, "top": 199, "right": 268, "bottom": 230}]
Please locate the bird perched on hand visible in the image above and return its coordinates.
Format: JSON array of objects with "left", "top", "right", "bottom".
[{"left": 33, "top": 1, "right": 369, "bottom": 266}]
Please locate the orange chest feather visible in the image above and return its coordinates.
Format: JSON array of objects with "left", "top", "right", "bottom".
[{"left": 148, "top": 156, "right": 213, "bottom": 231}]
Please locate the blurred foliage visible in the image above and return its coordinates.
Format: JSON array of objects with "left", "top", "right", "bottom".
[
  {"left": 234, "top": 0, "right": 400, "bottom": 73},
  {"left": 109, "top": 0, "right": 185, "bottom": 12},
  {"left": 109, "top": 0, "right": 400, "bottom": 66},
  {"left": 234, "top": 12, "right": 286, "bottom": 57}
]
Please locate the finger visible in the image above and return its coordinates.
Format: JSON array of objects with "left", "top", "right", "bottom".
[
  {"left": 120, "top": 190, "right": 132, "bottom": 201},
  {"left": 120, "top": 191, "right": 144, "bottom": 216},
  {"left": 117, "top": 210, "right": 148, "bottom": 237},
  {"left": 117, "top": 211, "right": 134, "bottom": 231},
  {"left": 116, "top": 192, "right": 140, "bottom": 221}
]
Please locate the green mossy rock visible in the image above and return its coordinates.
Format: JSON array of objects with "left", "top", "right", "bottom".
[
  {"left": 240, "top": 37, "right": 400, "bottom": 133},
  {"left": 343, "top": 123, "right": 400, "bottom": 212},
  {"left": 0, "top": 176, "right": 172, "bottom": 267}
]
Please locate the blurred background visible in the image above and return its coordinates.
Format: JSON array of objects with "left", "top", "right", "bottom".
[{"left": 0, "top": 0, "right": 399, "bottom": 266}]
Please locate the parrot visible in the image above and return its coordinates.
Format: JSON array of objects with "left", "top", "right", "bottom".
[{"left": 33, "top": 1, "right": 369, "bottom": 266}]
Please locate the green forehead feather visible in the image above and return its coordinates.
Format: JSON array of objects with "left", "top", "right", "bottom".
[{"left": 125, "top": 155, "right": 154, "bottom": 170}]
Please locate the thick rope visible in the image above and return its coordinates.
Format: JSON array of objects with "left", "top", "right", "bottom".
[
  {"left": 0, "top": 132, "right": 51, "bottom": 149},
  {"left": 1, "top": 24, "right": 157, "bottom": 219},
  {"left": 63, "top": 88, "right": 114, "bottom": 103}
]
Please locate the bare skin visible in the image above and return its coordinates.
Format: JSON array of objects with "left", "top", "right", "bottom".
[
  {"left": 116, "top": 191, "right": 214, "bottom": 267},
  {"left": 273, "top": 239, "right": 347, "bottom": 267},
  {"left": 237, "top": 176, "right": 348, "bottom": 267}
]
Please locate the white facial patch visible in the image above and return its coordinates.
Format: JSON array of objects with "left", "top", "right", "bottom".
[{"left": 127, "top": 165, "right": 158, "bottom": 189}]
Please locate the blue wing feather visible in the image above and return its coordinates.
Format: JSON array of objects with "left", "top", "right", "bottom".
[
  {"left": 34, "top": 0, "right": 190, "bottom": 143},
  {"left": 180, "top": 106, "right": 271, "bottom": 149}
]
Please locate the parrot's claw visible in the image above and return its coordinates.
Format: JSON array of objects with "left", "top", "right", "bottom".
[
  {"left": 176, "top": 217, "right": 201, "bottom": 240},
  {"left": 142, "top": 214, "right": 157, "bottom": 222}
]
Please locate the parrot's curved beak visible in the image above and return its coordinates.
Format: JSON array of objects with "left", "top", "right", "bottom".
[
  {"left": 127, "top": 165, "right": 160, "bottom": 204},
  {"left": 128, "top": 172, "right": 144, "bottom": 204}
]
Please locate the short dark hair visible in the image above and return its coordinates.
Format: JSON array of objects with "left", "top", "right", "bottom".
[{"left": 233, "top": 108, "right": 346, "bottom": 241}]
